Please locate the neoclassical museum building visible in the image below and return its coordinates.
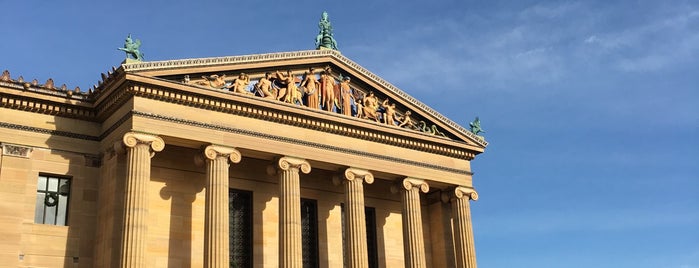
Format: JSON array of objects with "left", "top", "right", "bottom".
[{"left": 0, "top": 24, "right": 487, "bottom": 268}]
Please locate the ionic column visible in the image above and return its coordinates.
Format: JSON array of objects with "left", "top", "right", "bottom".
[
  {"left": 444, "top": 187, "right": 479, "bottom": 268},
  {"left": 200, "top": 145, "right": 242, "bottom": 268},
  {"left": 277, "top": 156, "right": 311, "bottom": 268},
  {"left": 395, "top": 178, "right": 429, "bottom": 268},
  {"left": 119, "top": 132, "right": 164, "bottom": 268},
  {"left": 336, "top": 168, "right": 374, "bottom": 268}
]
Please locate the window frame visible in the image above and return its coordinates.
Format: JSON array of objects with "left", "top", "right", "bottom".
[{"left": 34, "top": 174, "right": 71, "bottom": 226}]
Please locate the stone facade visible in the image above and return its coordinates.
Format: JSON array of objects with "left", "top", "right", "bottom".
[{"left": 0, "top": 49, "right": 485, "bottom": 267}]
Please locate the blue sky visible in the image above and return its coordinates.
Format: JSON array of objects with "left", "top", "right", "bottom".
[{"left": 2, "top": 0, "right": 697, "bottom": 267}]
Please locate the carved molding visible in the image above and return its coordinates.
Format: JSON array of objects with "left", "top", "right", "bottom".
[
  {"left": 203, "top": 144, "right": 242, "bottom": 163},
  {"left": 277, "top": 156, "right": 311, "bottom": 174},
  {"left": 1, "top": 143, "right": 32, "bottom": 158},
  {"left": 122, "top": 132, "right": 165, "bottom": 153},
  {"left": 397, "top": 178, "right": 429, "bottom": 193},
  {"left": 131, "top": 111, "right": 473, "bottom": 175},
  {"left": 334, "top": 167, "right": 374, "bottom": 185},
  {"left": 195, "top": 144, "right": 242, "bottom": 167},
  {"left": 344, "top": 167, "right": 375, "bottom": 184},
  {"left": 442, "top": 186, "right": 479, "bottom": 203}
]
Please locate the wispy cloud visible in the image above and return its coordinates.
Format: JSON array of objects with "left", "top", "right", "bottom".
[
  {"left": 349, "top": 2, "right": 699, "bottom": 93},
  {"left": 583, "top": 7, "right": 699, "bottom": 72}
]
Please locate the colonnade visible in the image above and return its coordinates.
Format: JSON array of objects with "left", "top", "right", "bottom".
[{"left": 116, "top": 132, "right": 479, "bottom": 268}]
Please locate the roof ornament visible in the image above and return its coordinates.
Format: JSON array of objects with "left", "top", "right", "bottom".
[
  {"left": 315, "top": 11, "right": 339, "bottom": 51},
  {"left": 469, "top": 117, "right": 485, "bottom": 136},
  {"left": 118, "top": 34, "right": 144, "bottom": 62}
]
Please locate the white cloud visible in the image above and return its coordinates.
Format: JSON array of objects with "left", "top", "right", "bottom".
[
  {"left": 519, "top": 1, "right": 582, "bottom": 19},
  {"left": 583, "top": 8, "right": 699, "bottom": 72}
]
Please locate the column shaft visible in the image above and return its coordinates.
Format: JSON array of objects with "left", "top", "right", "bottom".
[
  {"left": 119, "top": 133, "right": 164, "bottom": 268},
  {"left": 450, "top": 187, "right": 479, "bottom": 268},
  {"left": 201, "top": 145, "right": 241, "bottom": 268},
  {"left": 278, "top": 157, "right": 311, "bottom": 268},
  {"left": 280, "top": 166, "right": 301, "bottom": 268},
  {"left": 398, "top": 178, "right": 429, "bottom": 268},
  {"left": 343, "top": 168, "right": 374, "bottom": 268},
  {"left": 204, "top": 156, "right": 230, "bottom": 268}
]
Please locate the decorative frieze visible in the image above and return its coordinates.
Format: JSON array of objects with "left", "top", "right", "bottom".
[
  {"left": 131, "top": 111, "right": 473, "bottom": 175},
  {"left": 119, "top": 50, "right": 487, "bottom": 147},
  {"left": 1, "top": 143, "right": 32, "bottom": 158},
  {"left": 117, "top": 82, "right": 477, "bottom": 159}
]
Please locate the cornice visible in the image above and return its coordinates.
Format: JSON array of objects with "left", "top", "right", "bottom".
[
  {"left": 121, "top": 50, "right": 334, "bottom": 73},
  {"left": 0, "top": 83, "right": 96, "bottom": 120},
  {"left": 116, "top": 80, "right": 478, "bottom": 160}
]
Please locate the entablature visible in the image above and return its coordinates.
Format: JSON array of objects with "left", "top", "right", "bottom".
[{"left": 110, "top": 75, "right": 480, "bottom": 160}]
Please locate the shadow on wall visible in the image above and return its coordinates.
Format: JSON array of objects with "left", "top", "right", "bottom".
[
  {"left": 154, "top": 146, "right": 205, "bottom": 268},
  {"left": 38, "top": 115, "right": 101, "bottom": 267}
]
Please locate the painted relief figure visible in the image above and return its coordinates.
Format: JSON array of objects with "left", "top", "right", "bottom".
[
  {"left": 196, "top": 74, "right": 227, "bottom": 89},
  {"left": 382, "top": 99, "right": 398, "bottom": 125},
  {"left": 340, "top": 76, "right": 352, "bottom": 116},
  {"left": 362, "top": 91, "right": 380, "bottom": 122},
  {"left": 301, "top": 68, "right": 320, "bottom": 109},
  {"left": 229, "top": 73, "right": 252, "bottom": 94},
  {"left": 397, "top": 111, "right": 417, "bottom": 129},
  {"left": 255, "top": 72, "right": 276, "bottom": 99},
  {"left": 276, "top": 70, "right": 301, "bottom": 105},
  {"left": 320, "top": 67, "right": 336, "bottom": 111},
  {"left": 354, "top": 92, "right": 365, "bottom": 118}
]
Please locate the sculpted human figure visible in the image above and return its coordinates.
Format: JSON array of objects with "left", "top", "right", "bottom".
[
  {"left": 276, "top": 70, "right": 300, "bottom": 105},
  {"left": 340, "top": 77, "right": 353, "bottom": 116},
  {"left": 362, "top": 91, "right": 380, "bottom": 122},
  {"left": 228, "top": 73, "right": 252, "bottom": 94},
  {"left": 354, "top": 94, "right": 364, "bottom": 118},
  {"left": 255, "top": 72, "right": 276, "bottom": 99},
  {"left": 398, "top": 111, "right": 417, "bottom": 129},
  {"left": 382, "top": 99, "right": 398, "bottom": 125},
  {"left": 196, "top": 74, "right": 227, "bottom": 89},
  {"left": 301, "top": 68, "right": 320, "bottom": 109},
  {"left": 320, "top": 67, "right": 336, "bottom": 111}
]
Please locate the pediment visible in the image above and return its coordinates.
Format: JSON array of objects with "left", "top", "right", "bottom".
[{"left": 120, "top": 50, "right": 487, "bottom": 150}]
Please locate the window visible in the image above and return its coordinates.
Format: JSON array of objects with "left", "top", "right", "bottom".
[
  {"left": 301, "top": 198, "right": 319, "bottom": 268},
  {"left": 365, "top": 207, "right": 379, "bottom": 268},
  {"left": 34, "top": 175, "right": 70, "bottom": 225},
  {"left": 341, "top": 205, "right": 379, "bottom": 268},
  {"left": 229, "top": 189, "right": 253, "bottom": 268}
]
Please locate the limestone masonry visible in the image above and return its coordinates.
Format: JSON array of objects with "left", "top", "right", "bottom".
[{"left": 0, "top": 47, "right": 485, "bottom": 267}]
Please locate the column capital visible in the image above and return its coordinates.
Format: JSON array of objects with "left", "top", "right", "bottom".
[
  {"left": 203, "top": 144, "right": 242, "bottom": 163},
  {"left": 442, "top": 186, "right": 479, "bottom": 202},
  {"left": 344, "top": 167, "right": 374, "bottom": 184},
  {"left": 395, "top": 177, "right": 429, "bottom": 193},
  {"left": 278, "top": 156, "right": 311, "bottom": 174},
  {"left": 122, "top": 132, "right": 165, "bottom": 152}
]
